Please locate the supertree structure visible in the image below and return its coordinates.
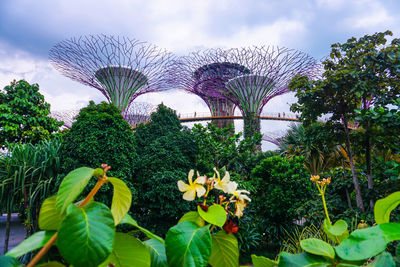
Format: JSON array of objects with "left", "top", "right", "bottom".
[
  {"left": 49, "top": 35, "right": 174, "bottom": 117},
  {"left": 224, "top": 46, "right": 320, "bottom": 138},
  {"left": 50, "top": 110, "right": 79, "bottom": 128},
  {"left": 174, "top": 49, "right": 251, "bottom": 128},
  {"left": 124, "top": 102, "right": 156, "bottom": 126}
]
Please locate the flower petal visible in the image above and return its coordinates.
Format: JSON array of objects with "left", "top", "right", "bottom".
[
  {"left": 194, "top": 175, "right": 206, "bottom": 184},
  {"left": 221, "top": 171, "right": 230, "bottom": 183},
  {"left": 177, "top": 180, "right": 190, "bottom": 192},
  {"left": 182, "top": 188, "right": 196, "bottom": 201},
  {"left": 228, "top": 182, "right": 238, "bottom": 194},
  {"left": 188, "top": 169, "right": 194, "bottom": 184},
  {"left": 195, "top": 185, "right": 206, "bottom": 198}
]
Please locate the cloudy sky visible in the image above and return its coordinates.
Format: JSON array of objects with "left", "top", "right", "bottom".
[{"left": 0, "top": 0, "right": 399, "bottom": 150}]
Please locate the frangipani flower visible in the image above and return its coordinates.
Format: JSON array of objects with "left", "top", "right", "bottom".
[
  {"left": 229, "top": 183, "right": 251, "bottom": 218},
  {"left": 213, "top": 168, "right": 237, "bottom": 194},
  {"left": 178, "top": 169, "right": 206, "bottom": 201}
]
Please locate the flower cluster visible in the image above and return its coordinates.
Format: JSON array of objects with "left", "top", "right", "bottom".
[
  {"left": 310, "top": 175, "right": 331, "bottom": 186},
  {"left": 177, "top": 168, "right": 251, "bottom": 218}
]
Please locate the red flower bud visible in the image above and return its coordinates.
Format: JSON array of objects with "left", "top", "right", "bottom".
[{"left": 223, "top": 219, "right": 238, "bottom": 234}]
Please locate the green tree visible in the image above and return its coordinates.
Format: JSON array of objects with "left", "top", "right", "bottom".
[
  {"left": 0, "top": 80, "right": 63, "bottom": 148},
  {"left": 133, "top": 104, "right": 198, "bottom": 234},
  {"left": 250, "top": 156, "right": 312, "bottom": 244},
  {"left": 60, "top": 101, "right": 137, "bottom": 204},
  {"left": 289, "top": 31, "right": 400, "bottom": 211},
  {"left": 191, "top": 123, "right": 262, "bottom": 176}
]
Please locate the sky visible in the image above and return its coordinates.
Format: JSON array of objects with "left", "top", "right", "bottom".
[{"left": 0, "top": 0, "right": 399, "bottom": 150}]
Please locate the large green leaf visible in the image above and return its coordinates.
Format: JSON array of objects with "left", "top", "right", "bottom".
[
  {"left": 0, "top": 256, "right": 21, "bottom": 267},
  {"left": 6, "top": 230, "right": 55, "bottom": 258},
  {"left": 120, "top": 214, "right": 165, "bottom": 244},
  {"left": 323, "top": 219, "right": 349, "bottom": 243},
  {"left": 39, "top": 195, "right": 62, "bottom": 230},
  {"left": 107, "top": 177, "right": 132, "bottom": 225},
  {"left": 99, "top": 232, "right": 150, "bottom": 267},
  {"left": 57, "top": 202, "right": 115, "bottom": 267},
  {"left": 251, "top": 255, "right": 278, "bottom": 267},
  {"left": 366, "top": 252, "right": 395, "bottom": 267},
  {"left": 37, "top": 262, "right": 66, "bottom": 267},
  {"left": 209, "top": 231, "right": 239, "bottom": 267},
  {"left": 197, "top": 204, "right": 227, "bottom": 227},
  {"left": 374, "top": 192, "right": 400, "bottom": 224},
  {"left": 300, "top": 238, "right": 335, "bottom": 259},
  {"left": 56, "top": 167, "right": 98, "bottom": 214},
  {"left": 335, "top": 223, "right": 400, "bottom": 261},
  {"left": 178, "top": 211, "right": 205, "bottom": 227},
  {"left": 144, "top": 239, "right": 168, "bottom": 267},
  {"left": 278, "top": 252, "right": 330, "bottom": 267},
  {"left": 165, "top": 221, "right": 212, "bottom": 267}
]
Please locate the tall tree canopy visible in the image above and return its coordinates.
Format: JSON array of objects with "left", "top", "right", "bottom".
[
  {"left": 0, "top": 80, "right": 62, "bottom": 148},
  {"left": 289, "top": 31, "right": 400, "bottom": 211}
]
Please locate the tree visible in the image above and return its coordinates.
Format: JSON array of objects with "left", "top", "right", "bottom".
[
  {"left": 133, "top": 104, "right": 198, "bottom": 234},
  {"left": 0, "top": 80, "right": 63, "bottom": 148},
  {"left": 60, "top": 101, "right": 137, "bottom": 204},
  {"left": 289, "top": 31, "right": 400, "bottom": 211},
  {"left": 191, "top": 123, "right": 262, "bottom": 176}
]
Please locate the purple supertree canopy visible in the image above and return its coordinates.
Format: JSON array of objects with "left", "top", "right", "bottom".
[
  {"left": 49, "top": 35, "right": 174, "bottom": 115},
  {"left": 50, "top": 109, "right": 79, "bottom": 129},
  {"left": 124, "top": 102, "right": 156, "bottom": 126},
  {"left": 173, "top": 49, "right": 251, "bottom": 118}
]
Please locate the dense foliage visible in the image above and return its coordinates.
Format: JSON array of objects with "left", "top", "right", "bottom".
[
  {"left": 0, "top": 80, "right": 62, "bottom": 148},
  {"left": 133, "top": 104, "right": 198, "bottom": 234},
  {"left": 60, "top": 101, "right": 137, "bottom": 204},
  {"left": 250, "top": 156, "right": 313, "bottom": 243}
]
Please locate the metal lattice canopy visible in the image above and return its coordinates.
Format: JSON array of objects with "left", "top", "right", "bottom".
[
  {"left": 223, "top": 46, "right": 320, "bottom": 117},
  {"left": 173, "top": 49, "right": 251, "bottom": 118},
  {"left": 49, "top": 35, "right": 174, "bottom": 115},
  {"left": 124, "top": 102, "right": 156, "bottom": 126}
]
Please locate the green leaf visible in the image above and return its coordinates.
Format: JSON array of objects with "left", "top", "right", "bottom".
[
  {"left": 323, "top": 219, "right": 349, "bottom": 243},
  {"left": 56, "top": 167, "right": 96, "bottom": 215},
  {"left": 57, "top": 202, "right": 115, "bottom": 267},
  {"left": 39, "top": 196, "right": 62, "bottom": 230},
  {"left": 251, "top": 254, "right": 278, "bottom": 267},
  {"left": 0, "top": 255, "right": 21, "bottom": 267},
  {"left": 374, "top": 191, "right": 400, "bottom": 224},
  {"left": 178, "top": 211, "right": 205, "bottom": 227},
  {"left": 209, "top": 231, "right": 239, "bottom": 267},
  {"left": 366, "top": 252, "right": 395, "bottom": 267},
  {"left": 107, "top": 177, "right": 132, "bottom": 225},
  {"left": 300, "top": 238, "right": 335, "bottom": 259},
  {"left": 197, "top": 204, "right": 227, "bottom": 227},
  {"left": 144, "top": 239, "right": 168, "bottom": 267},
  {"left": 335, "top": 223, "right": 400, "bottom": 261},
  {"left": 37, "top": 262, "right": 66, "bottom": 267},
  {"left": 6, "top": 231, "right": 55, "bottom": 258},
  {"left": 120, "top": 214, "right": 165, "bottom": 244},
  {"left": 165, "top": 221, "right": 212, "bottom": 267},
  {"left": 278, "top": 252, "right": 330, "bottom": 267},
  {"left": 99, "top": 232, "right": 150, "bottom": 267}
]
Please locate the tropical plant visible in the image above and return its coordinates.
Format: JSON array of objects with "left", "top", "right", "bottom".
[
  {"left": 0, "top": 139, "right": 62, "bottom": 254},
  {"left": 0, "top": 80, "right": 63, "bottom": 148},
  {"left": 0, "top": 166, "right": 248, "bottom": 267},
  {"left": 251, "top": 177, "right": 400, "bottom": 266}
]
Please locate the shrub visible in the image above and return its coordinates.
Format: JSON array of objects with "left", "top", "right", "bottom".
[
  {"left": 60, "top": 101, "right": 137, "bottom": 204},
  {"left": 133, "top": 104, "right": 198, "bottom": 234},
  {"left": 250, "top": 156, "right": 313, "bottom": 244}
]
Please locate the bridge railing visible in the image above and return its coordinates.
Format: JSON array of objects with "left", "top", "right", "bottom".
[{"left": 177, "top": 111, "right": 301, "bottom": 119}]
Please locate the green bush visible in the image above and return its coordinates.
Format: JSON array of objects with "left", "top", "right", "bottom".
[
  {"left": 250, "top": 156, "right": 313, "bottom": 244},
  {"left": 133, "top": 104, "right": 198, "bottom": 235},
  {"left": 60, "top": 101, "right": 137, "bottom": 204}
]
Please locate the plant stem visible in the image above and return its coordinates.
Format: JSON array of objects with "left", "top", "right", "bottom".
[
  {"left": 26, "top": 232, "right": 58, "bottom": 267},
  {"left": 27, "top": 178, "right": 107, "bottom": 266},
  {"left": 209, "top": 225, "right": 216, "bottom": 233},
  {"left": 320, "top": 188, "right": 331, "bottom": 225}
]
